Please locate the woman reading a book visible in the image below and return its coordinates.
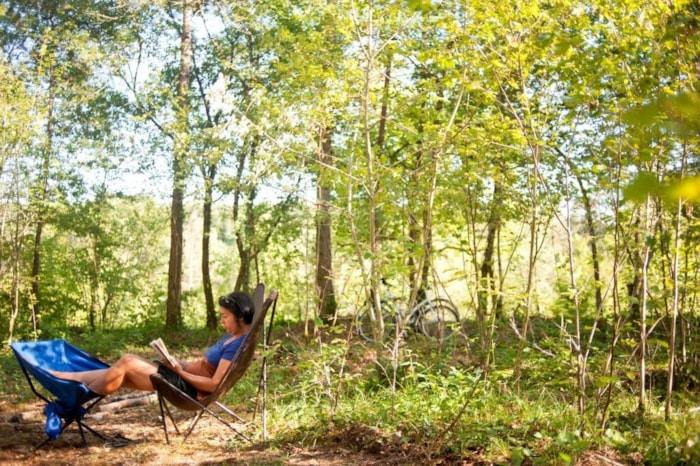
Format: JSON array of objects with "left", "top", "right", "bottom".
[{"left": 50, "top": 292, "right": 254, "bottom": 399}]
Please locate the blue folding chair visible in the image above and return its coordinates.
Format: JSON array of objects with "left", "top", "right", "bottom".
[{"left": 10, "top": 340, "right": 111, "bottom": 448}]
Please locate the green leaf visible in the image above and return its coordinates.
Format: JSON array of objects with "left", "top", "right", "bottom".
[
  {"left": 554, "top": 38, "right": 571, "bottom": 55},
  {"left": 623, "top": 102, "right": 661, "bottom": 126},
  {"left": 623, "top": 172, "right": 661, "bottom": 203},
  {"left": 664, "top": 91, "right": 700, "bottom": 118},
  {"left": 536, "top": 32, "right": 554, "bottom": 47},
  {"left": 594, "top": 375, "right": 619, "bottom": 388},
  {"left": 407, "top": 0, "right": 433, "bottom": 12}
]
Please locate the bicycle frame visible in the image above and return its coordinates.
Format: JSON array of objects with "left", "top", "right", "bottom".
[{"left": 355, "top": 282, "right": 460, "bottom": 342}]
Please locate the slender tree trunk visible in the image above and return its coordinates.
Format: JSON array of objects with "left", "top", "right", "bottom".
[
  {"left": 598, "top": 152, "right": 624, "bottom": 429},
  {"left": 359, "top": 8, "right": 383, "bottom": 341},
  {"left": 665, "top": 197, "right": 682, "bottom": 419},
  {"left": 88, "top": 238, "right": 99, "bottom": 331},
  {"left": 8, "top": 191, "right": 23, "bottom": 341},
  {"left": 575, "top": 174, "right": 602, "bottom": 313},
  {"left": 478, "top": 181, "right": 502, "bottom": 365},
  {"left": 233, "top": 176, "right": 257, "bottom": 294},
  {"left": 203, "top": 165, "right": 216, "bottom": 329},
  {"left": 232, "top": 135, "right": 258, "bottom": 295},
  {"left": 417, "top": 91, "right": 445, "bottom": 307},
  {"left": 464, "top": 184, "right": 484, "bottom": 351},
  {"left": 166, "top": 0, "right": 192, "bottom": 328},
  {"left": 31, "top": 219, "right": 44, "bottom": 333},
  {"left": 30, "top": 66, "right": 56, "bottom": 334},
  {"left": 167, "top": 161, "right": 185, "bottom": 328},
  {"left": 515, "top": 159, "right": 539, "bottom": 395},
  {"left": 234, "top": 245, "right": 251, "bottom": 292},
  {"left": 407, "top": 208, "right": 421, "bottom": 303},
  {"left": 407, "top": 145, "right": 424, "bottom": 308},
  {"left": 665, "top": 147, "right": 686, "bottom": 420},
  {"left": 420, "top": 203, "right": 433, "bottom": 293},
  {"left": 316, "top": 125, "right": 337, "bottom": 321},
  {"left": 639, "top": 197, "right": 653, "bottom": 413}
]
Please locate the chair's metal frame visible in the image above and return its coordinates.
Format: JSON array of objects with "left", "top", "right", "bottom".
[
  {"left": 13, "top": 346, "right": 108, "bottom": 449},
  {"left": 154, "top": 383, "right": 252, "bottom": 444}
]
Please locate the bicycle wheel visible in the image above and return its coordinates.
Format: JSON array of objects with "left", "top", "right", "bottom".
[
  {"left": 355, "top": 300, "right": 403, "bottom": 342},
  {"left": 416, "top": 298, "right": 460, "bottom": 340}
]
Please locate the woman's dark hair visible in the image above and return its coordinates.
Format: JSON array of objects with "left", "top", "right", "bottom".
[{"left": 218, "top": 291, "right": 255, "bottom": 324}]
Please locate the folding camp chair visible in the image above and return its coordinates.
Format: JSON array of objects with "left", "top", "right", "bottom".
[
  {"left": 150, "top": 283, "right": 278, "bottom": 444},
  {"left": 10, "top": 339, "right": 111, "bottom": 448}
]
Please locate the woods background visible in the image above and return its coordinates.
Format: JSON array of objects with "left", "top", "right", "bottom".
[{"left": 1, "top": 0, "right": 700, "bottom": 462}]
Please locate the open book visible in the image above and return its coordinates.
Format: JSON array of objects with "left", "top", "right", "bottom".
[{"left": 149, "top": 338, "right": 177, "bottom": 367}]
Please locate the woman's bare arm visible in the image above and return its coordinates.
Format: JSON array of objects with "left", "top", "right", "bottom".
[{"left": 171, "top": 358, "right": 233, "bottom": 393}]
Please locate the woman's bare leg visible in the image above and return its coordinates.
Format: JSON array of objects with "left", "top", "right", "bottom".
[{"left": 50, "top": 354, "right": 159, "bottom": 395}]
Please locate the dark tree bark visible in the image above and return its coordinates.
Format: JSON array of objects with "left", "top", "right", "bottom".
[
  {"left": 233, "top": 184, "right": 256, "bottom": 294},
  {"left": 230, "top": 127, "right": 256, "bottom": 294},
  {"left": 166, "top": 0, "right": 192, "bottom": 328},
  {"left": 202, "top": 165, "right": 217, "bottom": 328},
  {"left": 30, "top": 63, "right": 56, "bottom": 333},
  {"left": 476, "top": 181, "right": 503, "bottom": 360}
]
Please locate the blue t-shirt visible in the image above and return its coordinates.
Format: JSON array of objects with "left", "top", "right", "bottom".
[{"left": 204, "top": 334, "right": 247, "bottom": 367}]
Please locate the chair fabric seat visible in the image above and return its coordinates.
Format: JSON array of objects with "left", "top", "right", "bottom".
[
  {"left": 150, "top": 373, "right": 204, "bottom": 410},
  {"left": 11, "top": 339, "right": 109, "bottom": 445}
]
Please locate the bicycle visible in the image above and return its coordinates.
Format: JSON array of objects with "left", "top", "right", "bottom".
[{"left": 355, "top": 283, "right": 460, "bottom": 343}]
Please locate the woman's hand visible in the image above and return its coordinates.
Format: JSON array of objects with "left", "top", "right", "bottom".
[{"left": 166, "top": 359, "right": 184, "bottom": 374}]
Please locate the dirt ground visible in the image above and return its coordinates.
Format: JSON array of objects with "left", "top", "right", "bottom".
[
  {"left": 0, "top": 325, "right": 641, "bottom": 466},
  {"left": 0, "top": 393, "right": 639, "bottom": 466},
  {"left": 0, "top": 394, "right": 405, "bottom": 466}
]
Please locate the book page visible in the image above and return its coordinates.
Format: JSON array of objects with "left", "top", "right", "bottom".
[{"left": 149, "top": 338, "right": 176, "bottom": 366}]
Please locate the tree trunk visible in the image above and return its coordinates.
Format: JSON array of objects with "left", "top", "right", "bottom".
[
  {"left": 572, "top": 171, "right": 602, "bottom": 314},
  {"left": 665, "top": 197, "right": 682, "bottom": 419},
  {"left": 638, "top": 196, "right": 655, "bottom": 413},
  {"left": 166, "top": 0, "right": 192, "bottom": 328},
  {"left": 407, "top": 146, "right": 424, "bottom": 308},
  {"left": 231, "top": 132, "right": 259, "bottom": 295},
  {"left": 315, "top": 125, "right": 337, "bottom": 321},
  {"left": 234, "top": 188, "right": 256, "bottom": 293},
  {"left": 477, "top": 181, "right": 502, "bottom": 364},
  {"left": 234, "top": 246, "right": 251, "bottom": 292},
  {"left": 514, "top": 149, "right": 539, "bottom": 395},
  {"left": 360, "top": 11, "right": 383, "bottom": 341},
  {"left": 203, "top": 165, "right": 216, "bottom": 329},
  {"left": 407, "top": 210, "right": 421, "bottom": 305},
  {"left": 8, "top": 200, "right": 23, "bottom": 341},
  {"left": 30, "top": 64, "right": 56, "bottom": 334},
  {"left": 665, "top": 147, "right": 687, "bottom": 420},
  {"left": 88, "top": 238, "right": 99, "bottom": 331}
]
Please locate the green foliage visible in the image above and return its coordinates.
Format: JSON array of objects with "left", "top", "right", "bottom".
[
  {"left": 2, "top": 317, "right": 699, "bottom": 462},
  {"left": 246, "top": 326, "right": 696, "bottom": 463}
]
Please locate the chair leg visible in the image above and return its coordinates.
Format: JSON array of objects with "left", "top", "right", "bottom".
[
  {"left": 79, "top": 421, "right": 108, "bottom": 442},
  {"left": 182, "top": 406, "right": 252, "bottom": 444},
  {"left": 161, "top": 399, "right": 180, "bottom": 435},
  {"left": 214, "top": 401, "right": 246, "bottom": 423},
  {"left": 182, "top": 410, "right": 205, "bottom": 443},
  {"left": 77, "top": 421, "right": 88, "bottom": 447},
  {"left": 35, "top": 436, "right": 54, "bottom": 450},
  {"left": 156, "top": 393, "right": 171, "bottom": 445},
  {"left": 35, "top": 419, "right": 72, "bottom": 449},
  {"left": 34, "top": 417, "right": 108, "bottom": 450}
]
